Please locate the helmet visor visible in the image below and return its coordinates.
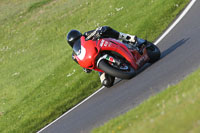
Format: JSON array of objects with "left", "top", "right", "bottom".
[{"left": 73, "top": 39, "right": 81, "bottom": 55}]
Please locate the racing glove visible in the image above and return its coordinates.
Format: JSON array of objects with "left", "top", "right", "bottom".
[{"left": 93, "top": 26, "right": 109, "bottom": 40}]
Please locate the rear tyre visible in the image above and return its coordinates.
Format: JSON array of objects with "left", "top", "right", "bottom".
[
  {"left": 146, "top": 42, "right": 161, "bottom": 63},
  {"left": 98, "top": 60, "right": 136, "bottom": 79}
]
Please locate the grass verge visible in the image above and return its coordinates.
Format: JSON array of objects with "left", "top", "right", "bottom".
[
  {"left": 0, "top": 0, "right": 189, "bottom": 132},
  {"left": 93, "top": 68, "right": 200, "bottom": 133}
]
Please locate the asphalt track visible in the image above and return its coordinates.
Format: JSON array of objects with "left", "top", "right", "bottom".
[{"left": 39, "top": 1, "right": 200, "bottom": 132}]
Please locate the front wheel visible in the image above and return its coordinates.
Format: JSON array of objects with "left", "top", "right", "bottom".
[
  {"left": 146, "top": 43, "right": 161, "bottom": 63},
  {"left": 98, "top": 60, "right": 136, "bottom": 79}
]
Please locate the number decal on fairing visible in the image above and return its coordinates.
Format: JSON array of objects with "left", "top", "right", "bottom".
[
  {"left": 100, "top": 40, "right": 105, "bottom": 47},
  {"left": 100, "top": 39, "right": 112, "bottom": 47},
  {"left": 104, "top": 41, "right": 108, "bottom": 47}
]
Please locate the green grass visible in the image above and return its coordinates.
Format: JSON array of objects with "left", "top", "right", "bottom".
[
  {"left": 27, "top": 0, "right": 53, "bottom": 12},
  {"left": 0, "top": 0, "right": 189, "bottom": 132},
  {"left": 93, "top": 68, "right": 200, "bottom": 133}
]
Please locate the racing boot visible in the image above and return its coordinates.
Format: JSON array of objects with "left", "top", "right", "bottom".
[
  {"left": 99, "top": 73, "right": 115, "bottom": 88},
  {"left": 119, "top": 32, "right": 136, "bottom": 44},
  {"left": 119, "top": 33, "right": 143, "bottom": 55}
]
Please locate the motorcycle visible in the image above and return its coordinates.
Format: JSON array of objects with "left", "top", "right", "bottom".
[{"left": 73, "top": 30, "right": 160, "bottom": 79}]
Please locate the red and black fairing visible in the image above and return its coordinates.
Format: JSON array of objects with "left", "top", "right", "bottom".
[{"left": 73, "top": 36, "right": 149, "bottom": 73}]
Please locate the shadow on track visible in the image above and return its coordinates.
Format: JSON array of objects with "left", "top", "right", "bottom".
[{"left": 160, "top": 38, "right": 190, "bottom": 58}]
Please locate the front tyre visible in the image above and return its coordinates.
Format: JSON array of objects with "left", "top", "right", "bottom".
[
  {"left": 98, "top": 60, "right": 136, "bottom": 79},
  {"left": 146, "top": 42, "right": 161, "bottom": 63}
]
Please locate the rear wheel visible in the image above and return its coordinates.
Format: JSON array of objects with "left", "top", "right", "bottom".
[
  {"left": 98, "top": 59, "right": 136, "bottom": 79},
  {"left": 146, "top": 42, "right": 161, "bottom": 63}
]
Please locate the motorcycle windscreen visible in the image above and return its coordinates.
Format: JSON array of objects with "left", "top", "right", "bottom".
[{"left": 73, "top": 39, "right": 81, "bottom": 56}]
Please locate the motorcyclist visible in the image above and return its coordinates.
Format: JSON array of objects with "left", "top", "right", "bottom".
[{"left": 66, "top": 26, "right": 137, "bottom": 88}]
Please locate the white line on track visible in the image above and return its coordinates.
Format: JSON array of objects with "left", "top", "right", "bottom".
[
  {"left": 37, "top": 0, "right": 196, "bottom": 132},
  {"left": 154, "top": 0, "right": 196, "bottom": 45},
  {"left": 37, "top": 86, "right": 105, "bottom": 133}
]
